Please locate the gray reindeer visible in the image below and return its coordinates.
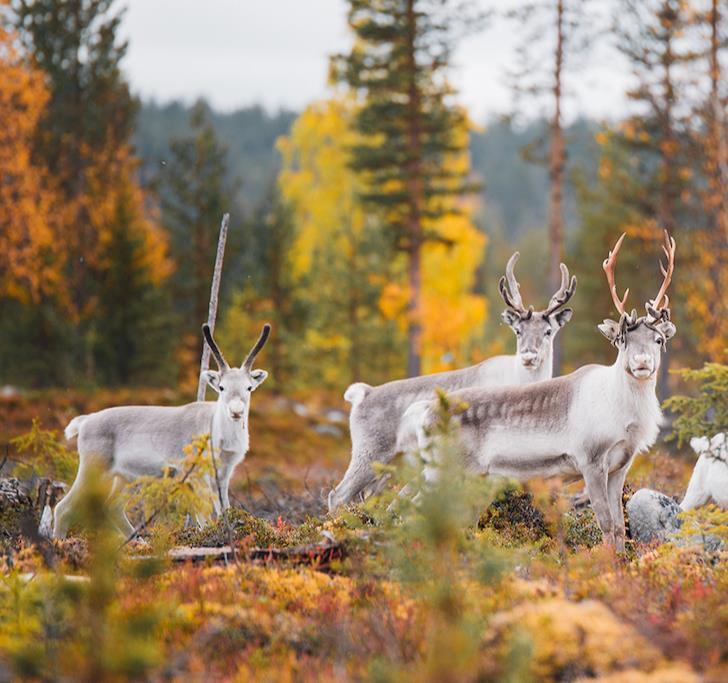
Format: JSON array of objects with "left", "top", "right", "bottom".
[
  {"left": 328, "top": 254, "right": 577, "bottom": 513},
  {"left": 52, "top": 324, "right": 270, "bottom": 538}
]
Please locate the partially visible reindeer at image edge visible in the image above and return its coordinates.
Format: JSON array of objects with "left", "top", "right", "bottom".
[
  {"left": 51, "top": 323, "right": 271, "bottom": 539},
  {"left": 398, "top": 232, "right": 677, "bottom": 551},
  {"left": 328, "top": 253, "right": 577, "bottom": 513}
]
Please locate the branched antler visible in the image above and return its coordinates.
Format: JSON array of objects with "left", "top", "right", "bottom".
[
  {"left": 650, "top": 230, "right": 675, "bottom": 312},
  {"left": 544, "top": 263, "right": 577, "bottom": 316},
  {"left": 498, "top": 252, "right": 527, "bottom": 315},
  {"left": 602, "top": 233, "right": 630, "bottom": 316}
]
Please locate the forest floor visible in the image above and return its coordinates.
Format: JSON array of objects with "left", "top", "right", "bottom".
[{"left": 0, "top": 388, "right": 725, "bottom": 682}]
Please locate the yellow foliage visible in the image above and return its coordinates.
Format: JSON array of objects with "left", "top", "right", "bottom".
[
  {"left": 484, "top": 599, "right": 663, "bottom": 682},
  {"left": 277, "top": 96, "right": 367, "bottom": 279}
]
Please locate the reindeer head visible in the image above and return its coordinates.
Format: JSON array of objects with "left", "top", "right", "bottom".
[
  {"left": 598, "top": 231, "right": 677, "bottom": 380},
  {"left": 499, "top": 252, "right": 577, "bottom": 370},
  {"left": 202, "top": 323, "right": 271, "bottom": 421}
]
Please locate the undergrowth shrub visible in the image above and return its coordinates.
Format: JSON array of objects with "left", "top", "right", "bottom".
[
  {"left": 10, "top": 419, "right": 77, "bottom": 482},
  {"left": 664, "top": 361, "right": 728, "bottom": 446}
]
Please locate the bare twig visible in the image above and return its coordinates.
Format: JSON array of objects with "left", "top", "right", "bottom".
[{"left": 197, "top": 213, "right": 230, "bottom": 402}]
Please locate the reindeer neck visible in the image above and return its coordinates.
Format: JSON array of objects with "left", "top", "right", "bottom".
[
  {"left": 212, "top": 401, "right": 248, "bottom": 453},
  {"left": 512, "top": 353, "right": 553, "bottom": 384}
]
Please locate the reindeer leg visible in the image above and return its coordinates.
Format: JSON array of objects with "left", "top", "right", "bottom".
[
  {"left": 328, "top": 448, "right": 379, "bottom": 513},
  {"left": 607, "top": 466, "right": 630, "bottom": 552},
  {"left": 582, "top": 465, "right": 615, "bottom": 546},
  {"left": 52, "top": 459, "right": 94, "bottom": 539},
  {"left": 108, "top": 475, "right": 135, "bottom": 537}
]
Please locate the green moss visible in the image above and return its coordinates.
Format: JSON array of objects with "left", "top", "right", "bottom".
[
  {"left": 175, "top": 508, "right": 278, "bottom": 548},
  {"left": 562, "top": 507, "right": 602, "bottom": 550}
]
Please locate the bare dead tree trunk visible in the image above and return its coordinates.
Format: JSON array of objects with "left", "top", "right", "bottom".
[
  {"left": 549, "top": 0, "right": 566, "bottom": 373},
  {"left": 196, "top": 213, "right": 230, "bottom": 401},
  {"left": 405, "top": 0, "right": 424, "bottom": 378}
]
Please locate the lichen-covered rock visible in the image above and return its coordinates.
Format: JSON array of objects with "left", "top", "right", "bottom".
[{"left": 626, "top": 489, "right": 681, "bottom": 544}]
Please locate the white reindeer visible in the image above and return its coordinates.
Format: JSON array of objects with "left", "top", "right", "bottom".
[
  {"left": 52, "top": 324, "right": 270, "bottom": 538},
  {"left": 327, "top": 254, "right": 577, "bottom": 513},
  {"left": 398, "top": 232, "right": 677, "bottom": 551},
  {"left": 680, "top": 433, "right": 728, "bottom": 510}
]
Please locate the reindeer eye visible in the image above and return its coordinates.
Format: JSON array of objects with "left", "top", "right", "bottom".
[
  {"left": 515, "top": 329, "right": 521, "bottom": 336},
  {"left": 545, "top": 329, "right": 552, "bottom": 336},
  {"left": 219, "top": 385, "right": 225, "bottom": 391},
  {"left": 656, "top": 337, "right": 664, "bottom": 346},
  {"left": 247, "top": 386, "right": 253, "bottom": 392}
]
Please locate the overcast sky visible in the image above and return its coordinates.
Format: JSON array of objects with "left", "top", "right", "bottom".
[{"left": 121, "top": 0, "right": 632, "bottom": 122}]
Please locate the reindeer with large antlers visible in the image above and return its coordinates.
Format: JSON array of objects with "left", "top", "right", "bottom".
[
  {"left": 398, "top": 232, "right": 677, "bottom": 551},
  {"left": 52, "top": 324, "right": 271, "bottom": 538},
  {"left": 327, "top": 254, "right": 576, "bottom": 513}
]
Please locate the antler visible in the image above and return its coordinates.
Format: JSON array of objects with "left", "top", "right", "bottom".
[
  {"left": 498, "top": 252, "right": 528, "bottom": 315},
  {"left": 649, "top": 230, "right": 675, "bottom": 312},
  {"left": 242, "top": 323, "right": 271, "bottom": 370},
  {"left": 602, "top": 233, "right": 630, "bottom": 316},
  {"left": 544, "top": 263, "right": 577, "bottom": 316},
  {"left": 202, "top": 324, "right": 229, "bottom": 371}
]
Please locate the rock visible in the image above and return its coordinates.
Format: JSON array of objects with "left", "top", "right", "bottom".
[
  {"left": 322, "top": 408, "right": 348, "bottom": 424},
  {"left": 313, "top": 423, "right": 344, "bottom": 439},
  {"left": 291, "top": 401, "right": 309, "bottom": 417},
  {"left": 627, "top": 487, "right": 725, "bottom": 552},
  {"left": 626, "top": 488, "right": 681, "bottom": 544}
]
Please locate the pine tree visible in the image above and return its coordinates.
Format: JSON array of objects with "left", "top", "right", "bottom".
[
  {"left": 506, "top": 0, "right": 595, "bottom": 372},
  {"left": 332, "top": 0, "right": 482, "bottom": 377},
  {"left": 160, "top": 101, "right": 237, "bottom": 351}
]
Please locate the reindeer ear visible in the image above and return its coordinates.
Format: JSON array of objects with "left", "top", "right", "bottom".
[
  {"left": 501, "top": 310, "right": 521, "bottom": 327},
  {"left": 203, "top": 370, "right": 221, "bottom": 392},
  {"left": 655, "top": 320, "right": 676, "bottom": 341},
  {"left": 249, "top": 369, "right": 268, "bottom": 390},
  {"left": 553, "top": 307, "right": 573, "bottom": 327},
  {"left": 598, "top": 319, "right": 621, "bottom": 343}
]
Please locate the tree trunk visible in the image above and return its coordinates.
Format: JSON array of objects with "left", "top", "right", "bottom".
[
  {"left": 657, "top": 2, "right": 677, "bottom": 395},
  {"left": 548, "top": 0, "right": 566, "bottom": 374},
  {"left": 405, "top": 0, "right": 424, "bottom": 378},
  {"left": 709, "top": 0, "right": 728, "bottom": 241}
]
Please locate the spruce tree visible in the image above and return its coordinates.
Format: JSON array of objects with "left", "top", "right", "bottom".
[
  {"left": 332, "top": 0, "right": 482, "bottom": 376},
  {"left": 160, "top": 101, "right": 237, "bottom": 352}
]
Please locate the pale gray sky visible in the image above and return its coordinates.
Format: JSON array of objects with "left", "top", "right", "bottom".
[{"left": 121, "top": 0, "right": 632, "bottom": 122}]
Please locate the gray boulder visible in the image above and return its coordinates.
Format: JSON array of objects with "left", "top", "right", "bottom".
[
  {"left": 627, "top": 487, "right": 724, "bottom": 552},
  {"left": 626, "top": 488, "right": 681, "bottom": 544}
]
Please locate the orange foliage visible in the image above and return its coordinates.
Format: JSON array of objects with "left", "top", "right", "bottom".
[{"left": 0, "top": 24, "right": 63, "bottom": 304}]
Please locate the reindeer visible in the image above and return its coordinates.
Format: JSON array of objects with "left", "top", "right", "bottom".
[
  {"left": 680, "top": 433, "right": 728, "bottom": 510},
  {"left": 398, "top": 232, "right": 677, "bottom": 551},
  {"left": 52, "top": 324, "right": 270, "bottom": 539},
  {"left": 327, "top": 254, "right": 576, "bottom": 513}
]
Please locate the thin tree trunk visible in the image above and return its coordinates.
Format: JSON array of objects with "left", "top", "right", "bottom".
[
  {"left": 548, "top": 0, "right": 566, "bottom": 374},
  {"left": 197, "top": 213, "right": 229, "bottom": 401},
  {"left": 657, "top": 2, "right": 676, "bottom": 395},
  {"left": 709, "top": 0, "right": 728, "bottom": 241},
  {"left": 405, "top": 0, "right": 424, "bottom": 378}
]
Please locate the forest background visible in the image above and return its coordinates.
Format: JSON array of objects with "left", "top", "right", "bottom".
[{"left": 1, "top": 0, "right": 726, "bottom": 396}]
